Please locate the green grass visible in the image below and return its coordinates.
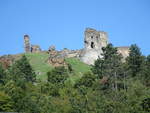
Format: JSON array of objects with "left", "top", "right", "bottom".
[
  {"left": 25, "top": 52, "right": 53, "bottom": 81},
  {"left": 65, "top": 58, "right": 91, "bottom": 83},
  {"left": 24, "top": 53, "right": 91, "bottom": 82},
  {"left": 65, "top": 58, "right": 91, "bottom": 73}
]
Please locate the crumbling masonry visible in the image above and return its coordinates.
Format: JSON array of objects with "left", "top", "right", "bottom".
[
  {"left": 80, "top": 28, "right": 108, "bottom": 64},
  {"left": 24, "top": 28, "right": 129, "bottom": 66},
  {"left": 24, "top": 35, "right": 30, "bottom": 53},
  {"left": 24, "top": 35, "right": 41, "bottom": 53}
]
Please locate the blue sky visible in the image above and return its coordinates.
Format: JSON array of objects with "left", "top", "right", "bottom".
[{"left": 0, "top": 0, "right": 150, "bottom": 55}]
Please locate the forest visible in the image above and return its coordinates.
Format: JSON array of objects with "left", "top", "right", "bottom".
[{"left": 0, "top": 44, "right": 150, "bottom": 113}]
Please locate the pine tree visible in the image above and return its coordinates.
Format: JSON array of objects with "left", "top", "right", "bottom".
[
  {"left": 91, "top": 57, "right": 104, "bottom": 79},
  {"left": 0, "top": 64, "right": 5, "bottom": 84},
  {"left": 47, "top": 66, "right": 68, "bottom": 85},
  {"left": 75, "top": 72, "right": 96, "bottom": 88},
  {"left": 10, "top": 55, "right": 36, "bottom": 83},
  {"left": 140, "top": 55, "right": 150, "bottom": 86},
  {"left": 92, "top": 43, "right": 123, "bottom": 91},
  {"left": 126, "top": 44, "right": 143, "bottom": 77},
  {"left": 92, "top": 44, "right": 122, "bottom": 77},
  {"left": 0, "top": 91, "right": 14, "bottom": 112}
]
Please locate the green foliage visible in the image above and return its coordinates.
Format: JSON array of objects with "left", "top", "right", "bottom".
[
  {"left": 65, "top": 58, "right": 91, "bottom": 74},
  {"left": 0, "top": 44, "right": 150, "bottom": 113},
  {"left": 141, "top": 98, "right": 150, "bottom": 112},
  {"left": 0, "top": 64, "right": 5, "bottom": 84},
  {"left": 25, "top": 52, "right": 52, "bottom": 81},
  {"left": 47, "top": 66, "right": 69, "bottom": 85},
  {"left": 139, "top": 55, "right": 150, "bottom": 86},
  {"left": 0, "top": 91, "right": 14, "bottom": 112},
  {"left": 92, "top": 43, "right": 122, "bottom": 79},
  {"left": 126, "top": 44, "right": 144, "bottom": 77},
  {"left": 25, "top": 53, "right": 90, "bottom": 82},
  {"left": 3, "top": 80, "right": 42, "bottom": 112},
  {"left": 91, "top": 57, "right": 104, "bottom": 79},
  {"left": 92, "top": 43, "right": 123, "bottom": 91},
  {"left": 9, "top": 55, "right": 36, "bottom": 83},
  {"left": 75, "top": 72, "right": 96, "bottom": 88},
  {"left": 47, "top": 66, "right": 70, "bottom": 96}
]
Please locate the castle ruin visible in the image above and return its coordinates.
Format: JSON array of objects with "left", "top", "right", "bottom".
[
  {"left": 24, "top": 28, "right": 129, "bottom": 66},
  {"left": 80, "top": 28, "right": 108, "bottom": 65},
  {"left": 31, "top": 45, "right": 41, "bottom": 53},
  {"left": 24, "top": 35, "right": 41, "bottom": 53},
  {"left": 24, "top": 35, "right": 31, "bottom": 53}
]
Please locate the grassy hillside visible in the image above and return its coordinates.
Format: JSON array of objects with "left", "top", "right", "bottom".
[
  {"left": 65, "top": 58, "right": 91, "bottom": 74},
  {"left": 65, "top": 58, "right": 91, "bottom": 83},
  {"left": 25, "top": 52, "right": 53, "bottom": 81},
  {"left": 25, "top": 52, "right": 91, "bottom": 82}
]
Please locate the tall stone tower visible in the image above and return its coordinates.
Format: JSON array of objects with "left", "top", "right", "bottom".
[
  {"left": 24, "top": 35, "right": 31, "bottom": 53},
  {"left": 80, "top": 28, "right": 108, "bottom": 65}
]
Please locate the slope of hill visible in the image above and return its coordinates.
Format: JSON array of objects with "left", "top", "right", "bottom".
[
  {"left": 65, "top": 58, "right": 91, "bottom": 83},
  {"left": 25, "top": 52, "right": 91, "bottom": 81},
  {"left": 25, "top": 53, "right": 52, "bottom": 81}
]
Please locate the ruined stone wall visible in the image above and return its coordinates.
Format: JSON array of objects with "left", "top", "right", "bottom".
[
  {"left": 58, "top": 49, "right": 81, "bottom": 58},
  {"left": 24, "top": 35, "right": 42, "bottom": 53},
  {"left": 31, "top": 45, "right": 41, "bottom": 53},
  {"left": 47, "top": 47, "right": 67, "bottom": 67},
  {"left": 24, "top": 35, "right": 31, "bottom": 53},
  {"left": 23, "top": 28, "right": 129, "bottom": 66},
  {"left": 79, "top": 28, "right": 130, "bottom": 65},
  {"left": 47, "top": 47, "right": 81, "bottom": 67},
  {"left": 100, "top": 31, "right": 108, "bottom": 47},
  {"left": 80, "top": 28, "right": 108, "bottom": 65}
]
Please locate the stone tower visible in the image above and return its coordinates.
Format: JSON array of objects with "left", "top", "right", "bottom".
[
  {"left": 24, "top": 35, "right": 31, "bottom": 53},
  {"left": 80, "top": 28, "right": 108, "bottom": 65}
]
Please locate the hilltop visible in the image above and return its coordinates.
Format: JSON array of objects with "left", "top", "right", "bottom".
[
  {"left": 0, "top": 28, "right": 129, "bottom": 81},
  {"left": 0, "top": 52, "right": 91, "bottom": 82}
]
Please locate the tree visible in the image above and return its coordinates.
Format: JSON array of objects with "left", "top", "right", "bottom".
[
  {"left": 141, "top": 97, "right": 150, "bottom": 112},
  {"left": 91, "top": 57, "right": 104, "bottom": 79},
  {"left": 0, "top": 91, "right": 14, "bottom": 112},
  {"left": 139, "top": 55, "right": 150, "bottom": 86},
  {"left": 0, "top": 64, "right": 5, "bottom": 84},
  {"left": 92, "top": 43, "right": 123, "bottom": 91},
  {"left": 75, "top": 72, "right": 96, "bottom": 88},
  {"left": 126, "top": 44, "right": 143, "bottom": 77},
  {"left": 4, "top": 80, "right": 41, "bottom": 112},
  {"left": 9, "top": 55, "right": 36, "bottom": 83},
  {"left": 92, "top": 43, "right": 122, "bottom": 77},
  {"left": 144, "top": 55, "right": 150, "bottom": 86},
  {"left": 47, "top": 66, "right": 69, "bottom": 85}
]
